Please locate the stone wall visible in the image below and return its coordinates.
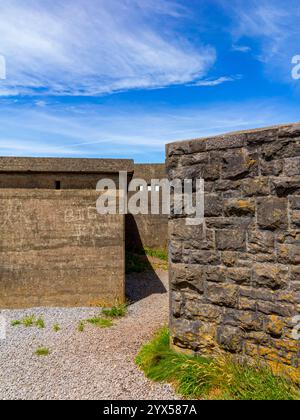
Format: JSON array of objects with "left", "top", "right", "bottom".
[
  {"left": 167, "top": 123, "right": 300, "bottom": 376},
  {"left": 126, "top": 164, "right": 168, "bottom": 252}
]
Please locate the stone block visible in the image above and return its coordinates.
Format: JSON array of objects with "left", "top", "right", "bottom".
[
  {"left": 257, "top": 197, "right": 288, "bottom": 230},
  {"left": 247, "top": 230, "right": 275, "bottom": 254},
  {"left": 222, "top": 149, "right": 259, "bottom": 180},
  {"left": 216, "top": 325, "right": 243, "bottom": 353},
  {"left": 206, "top": 283, "right": 239, "bottom": 308},
  {"left": 253, "top": 264, "right": 289, "bottom": 290},
  {"left": 271, "top": 177, "right": 300, "bottom": 197},
  {"left": 283, "top": 157, "right": 300, "bottom": 176},
  {"left": 216, "top": 229, "right": 246, "bottom": 251},
  {"left": 224, "top": 198, "right": 255, "bottom": 216}
]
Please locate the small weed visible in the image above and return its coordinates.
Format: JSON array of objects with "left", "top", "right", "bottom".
[
  {"left": 53, "top": 324, "right": 61, "bottom": 332},
  {"left": 34, "top": 347, "right": 50, "bottom": 357},
  {"left": 22, "top": 315, "right": 36, "bottom": 327},
  {"left": 125, "top": 252, "right": 149, "bottom": 274},
  {"left": 36, "top": 317, "right": 45, "bottom": 329},
  {"left": 143, "top": 247, "right": 168, "bottom": 261},
  {"left": 11, "top": 320, "right": 22, "bottom": 327},
  {"left": 102, "top": 304, "right": 127, "bottom": 319},
  {"left": 86, "top": 317, "right": 113, "bottom": 328},
  {"left": 11, "top": 315, "right": 46, "bottom": 329},
  {"left": 78, "top": 321, "right": 85, "bottom": 332}
]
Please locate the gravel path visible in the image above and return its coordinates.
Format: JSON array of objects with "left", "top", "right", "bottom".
[{"left": 0, "top": 269, "right": 178, "bottom": 400}]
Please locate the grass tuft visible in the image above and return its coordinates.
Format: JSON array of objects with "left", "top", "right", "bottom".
[
  {"left": 78, "top": 321, "right": 85, "bottom": 332},
  {"left": 136, "top": 328, "right": 300, "bottom": 401},
  {"left": 143, "top": 247, "right": 168, "bottom": 261},
  {"left": 86, "top": 317, "right": 113, "bottom": 328},
  {"left": 53, "top": 324, "right": 61, "bottom": 332},
  {"left": 125, "top": 252, "right": 149, "bottom": 274},
  {"left": 34, "top": 347, "right": 50, "bottom": 357},
  {"left": 36, "top": 317, "right": 45, "bottom": 329},
  {"left": 11, "top": 320, "right": 22, "bottom": 327},
  {"left": 22, "top": 315, "right": 36, "bottom": 327},
  {"left": 102, "top": 304, "right": 127, "bottom": 319},
  {"left": 11, "top": 315, "right": 46, "bottom": 329}
]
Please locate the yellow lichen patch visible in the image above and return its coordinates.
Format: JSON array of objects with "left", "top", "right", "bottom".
[
  {"left": 268, "top": 361, "right": 300, "bottom": 385},
  {"left": 274, "top": 339, "right": 300, "bottom": 353},
  {"left": 267, "top": 315, "right": 285, "bottom": 337}
]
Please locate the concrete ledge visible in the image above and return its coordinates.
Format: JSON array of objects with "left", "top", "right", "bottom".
[{"left": 0, "top": 157, "right": 134, "bottom": 174}]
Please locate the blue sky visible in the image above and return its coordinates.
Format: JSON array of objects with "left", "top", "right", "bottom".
[{"left": 0, "top": 0, "right": 300, "bottom": 162}]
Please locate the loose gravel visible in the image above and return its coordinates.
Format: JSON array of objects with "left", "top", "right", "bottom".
[{"left": 0, "top": 269, "right": 178, "bottom": 400}]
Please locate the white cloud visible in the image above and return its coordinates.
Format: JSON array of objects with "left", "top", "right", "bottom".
[
  {"left": 232, "top": 45, "right": 251, "bottom": 53},
  {"left": 219, "top": 0, "right": 300, "bottom": 81},
  {"left": 0, "top": 100, "right": 298, "bottom": 160},
  {"left": 191, "top": 76, "right": 240, "bottom": 87},
  {"left": 0, "top": 0, "right": 215, "bottom": 96}
]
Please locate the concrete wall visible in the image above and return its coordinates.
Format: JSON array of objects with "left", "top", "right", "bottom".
[
  {"left": 0, "top": 158, "right": 132, "bottom": 308},
  {"left": 167, "top": 123, "right": 300, "bottom": 376},
  {"left": 126, "top": 164, "right": 168, "bottom": 252}
]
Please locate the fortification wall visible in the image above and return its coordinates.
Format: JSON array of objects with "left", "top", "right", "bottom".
[
  {"left": 0, "top": 158, "right": 132, "bottom": 308},
  {"left": 126, "top": 164, "right": 168, "bottom": 252},
  {"left": 167, "top": 123, "right": 300, "bottom": 375}
]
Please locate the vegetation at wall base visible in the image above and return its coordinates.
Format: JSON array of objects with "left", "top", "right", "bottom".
[
  {"left": 126, "top": 248, "right": 168, "bottom": 274},
  {"left": 86, "top": 317, "right": 113, "bottom": 328},
  {"left": 102, "top": 303, "right": 128, "bottom": 318},
  {"left": 136, "top": 328, "right": 300, "bottom": 401},
  {"left": 143, "top": 247, "right": 168, "bottom": 262},
  {"left": 125, "top": 252, "right": 149, "bottom": 274}
]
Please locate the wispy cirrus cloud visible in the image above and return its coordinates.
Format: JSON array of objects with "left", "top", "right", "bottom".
[
  {"left": 0, "top": 100, "right": 298, "bottom": 161},
  {"left": 190, "top": 75, "right": 241, "bottom": 87},
  {"left": 231, "top": 45, "right": 251, "bottom": 53},
  {"left": 218, "top": 0, "right": 300, "bottom": 81},
  {"left": 0, "top": 0, "right": 215, "bottom": 96}
]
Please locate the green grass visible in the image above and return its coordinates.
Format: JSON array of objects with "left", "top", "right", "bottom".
[
  {"left": 22, "top": 315, "right": 36, "bottom": 327},
  {"left": 86, "top": 317, "right": 113, "bottom": 328},
  {"left": 143, "top": 247, "right": 168, "bottom": 261},
  {"left": 11, "top": 315, "right": 46, "bottom": 329},
  {"left": 125, "top": 252, "right": 149, "bottom": 274},
  {"left": 102, "top": 304, "right": 128, "bottom": 319},
  {"left": 125, "top": 248, "right": 168, "bottom": 274},
  {"left": 36, "top": 317, "right": 45, "bottom": 329},
  {"left": 53, "top": 324, "right": 61, "bottom": 332},
  {"left": 78, "top": 321, "right": 85, "bottom": 332},
  {"left": 11, "top": 320, "right": 22, "bottom": 327},
  {"left": 34, "top": 347, "right": 50, "bottom": 357},
  {"left": 136, "top": 328, "right": 300, "bottom": 401}
]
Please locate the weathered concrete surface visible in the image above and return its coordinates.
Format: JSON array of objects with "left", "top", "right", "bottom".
[
  {"left": 167, "top": 123, "right": 300, "bottom": 378},
  {"left": 126, "top": 164, "right": 168, "bottom": 252},
  {"left": 0, "top": 190, "right": 125, "bottom": 308},
  {"left": 0, "top": 157, "right": 168, "bottom": 309},
  {"left": 0, "top": 157, "right": 134, "bottom": 174}
]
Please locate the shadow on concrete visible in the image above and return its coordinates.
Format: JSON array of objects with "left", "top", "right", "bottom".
[{"left": 125, "top": 214, "right": 167, "bottom": 303}]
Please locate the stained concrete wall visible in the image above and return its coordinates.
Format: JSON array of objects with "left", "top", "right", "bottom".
[
  {"left": 0, "top": 158, "right": 132, "bottom": 308},
  {"left": 167, "top": 123, "right": 300, "bottom": 377},
  {"left": 126, "top": 164, "right": 168, "bottom": 252}
]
